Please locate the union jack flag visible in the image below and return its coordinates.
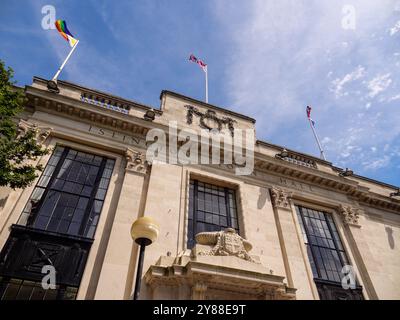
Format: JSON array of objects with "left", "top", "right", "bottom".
[
  {"left": 189, "top": 54, "right": 207, "bottom": 72},
  {"left": 306, "top": 106, "right": 315, "bottom": 126}
]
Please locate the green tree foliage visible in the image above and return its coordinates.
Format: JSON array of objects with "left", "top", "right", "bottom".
[{"left": 0, "top": 60, "right": 48, "bottom": 189}]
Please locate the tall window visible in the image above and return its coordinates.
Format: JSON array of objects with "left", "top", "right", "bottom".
[
  {"left": 295, "top": 205, "right": 349, "bottom": 283},
  {"left": 295, "top": 205, "right": 363, "bottom": 300},
  {"left": 18, "top": 146, "right": 115, "bottom": 239},
  {"left": 187, "top": 180, "right": 239, "bottom": 248}
]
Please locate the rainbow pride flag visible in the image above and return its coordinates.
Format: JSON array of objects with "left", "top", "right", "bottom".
[{"left": 55, "top": 20, "right": 78, "bottom": 47}]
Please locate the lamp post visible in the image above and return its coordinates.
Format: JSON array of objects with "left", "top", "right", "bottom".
[{"left": 130, "top": 216, "right": 159, "bottom": 300}]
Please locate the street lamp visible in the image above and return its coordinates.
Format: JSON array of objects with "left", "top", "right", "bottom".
[{"left": 130, "top": 216, "right": 159, "bottom": 300}]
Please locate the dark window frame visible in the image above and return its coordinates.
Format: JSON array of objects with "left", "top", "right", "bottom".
[
  {"left": 18, "top": 146, "right": 115, "bottom": 239},
  {"left": 187, "top": 179, "right": 240, "bottom": 248},
  {"left": 295, "top": 205, "right": 363, "bottom": 300},
  {"left": 0, "top": 276, "right": 77, "bottom": 300},
  {"left": 295, "top": 205, "right": 349, "bottom": 282}
]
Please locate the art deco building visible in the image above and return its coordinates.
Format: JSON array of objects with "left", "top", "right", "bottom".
[{"left": 0, "top": 77, "right": 399, "bottom": 300}]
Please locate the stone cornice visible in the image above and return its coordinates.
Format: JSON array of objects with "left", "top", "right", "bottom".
[
  {"left": 256, "top": 140, "right": 332, "bottom": 166},
  {"left": 32, "top": 77, "right": 162, "bottom": 115},
  {"left": 254, "top": 156, "right": 400, "bottom": 213},
  {"left": 25, "top": 85, "right": 155, "bottom": 137},
  {"left": 24, "top": 84, "right": 400, "bottom": 214}
]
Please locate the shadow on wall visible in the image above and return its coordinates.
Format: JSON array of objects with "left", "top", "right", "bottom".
[
  {"left": 257, "top": 187, "right": 268, "bottom": 209},
  {"left": 0, "top": 195, "right": 8, "bottom": 210},
  {"left": 385, "top": 226, "right": 395, "bottom": 250}
]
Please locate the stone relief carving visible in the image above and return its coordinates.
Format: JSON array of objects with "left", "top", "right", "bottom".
[
  {"left": 194, "top": 228, "right": 258, "bottom": 263},
  {"left": 125, "top": 148, "right": 147, "bottom": 173},
  {"left": 339, "top": 205, "right": 361, "bottom": 226},
  {"left": 185, "top": 105, "right": 236, "bottom": 137},
  {"left": 270, "top": 187, "right": 292, "bottom": 210},
  {"left": 18, "top": 119, "right": 53, "bottom": 145}
]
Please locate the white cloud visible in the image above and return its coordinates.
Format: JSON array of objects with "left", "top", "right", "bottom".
[
  {"left": 321, "top": 137, "right": 331, "bottom": 144},
  {"left": 367, "top": 74, "right": 392, "bottom": 98},
  {"left": 388, "top": 93, "right": 400, "bottom": 102},
  {"left": 331, "top": 66, "right": 366, "bottom": 98},
  {"left": 363, "top": 155, "right": 391, "bottom": 170},
  {"left": 212, "top": 1, "right": 400, "bottom": 181},
  {"left": 389, "top": 20, "right": 400, "bottom": 36}
]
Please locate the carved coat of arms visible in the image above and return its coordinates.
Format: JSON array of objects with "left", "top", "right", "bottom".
[
  {"left": 185, "top": 105, "right": 236, "bottom": 137},
  {"left": 195, "top": 228, "right": 258, "bottom": 263}
]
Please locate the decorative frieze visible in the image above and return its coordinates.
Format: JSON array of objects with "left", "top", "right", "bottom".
[
  {"left": 339, "top": 205, "right": 361, "bottom": 227},
  {"left": 125, "top": 148, "right": 147, "bottom": 174},
  {"left": 270, "top": 187, "right": 293, "bottom": 210}
]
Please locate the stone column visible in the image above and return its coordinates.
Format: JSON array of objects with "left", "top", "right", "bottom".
[
  {"left": 94, "top": 148, "right": 148, "bottom": 300},
  {"left": 270, "top": 187, "right": 315, "bottom": 300}
]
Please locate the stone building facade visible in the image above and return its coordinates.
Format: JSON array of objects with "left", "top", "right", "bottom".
[{"left": 0, "top": 77, "right": 399, "bottom": 300}]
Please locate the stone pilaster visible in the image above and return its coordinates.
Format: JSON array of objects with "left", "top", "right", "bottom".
[
  {"left": 337, "top": 204, "right": 378, "bottom": 299},
  {"left": 270, "top": 187, "right": 315, "bottom": 299},
  {"left": 94, "top": 148, "right": 148, "bottom": 299}
]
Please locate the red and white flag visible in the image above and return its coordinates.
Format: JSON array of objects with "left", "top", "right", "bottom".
[
  {"left": 189, "top": 54, "right": 207, "bottom": 72},
  {"left": 306, "top": 106, "right": 315, "bottom": 126},
  {"left": 306, "top": 105, "right": 326, "bottom": 160}
]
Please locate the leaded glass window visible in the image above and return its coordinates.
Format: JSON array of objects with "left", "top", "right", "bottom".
[
  {"left": 187, "top": 180, "right": 239, "bottom": 248},
  {"left": 18, "top": 146, "right": 115, "bottom": 239},
  {"left": 295, "top": 205, "right": 350, "bottom": 283},
  {"left": 0, "top": 277, "right": 77, "bottom": 300}
]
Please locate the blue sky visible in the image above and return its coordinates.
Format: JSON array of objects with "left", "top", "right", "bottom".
[{"left": 1, "top": 0, "right": 399, "bottom": 186}]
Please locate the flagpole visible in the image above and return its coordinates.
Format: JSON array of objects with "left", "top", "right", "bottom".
[
  {"left": 205, "top": 66, "right": 208, "bottom": 103},
  {"left": 52, "top": 40, "right": 79, "bottom": 81},
  {"left": 308, "top": 118, "right": 326, "bottom": 160}
]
